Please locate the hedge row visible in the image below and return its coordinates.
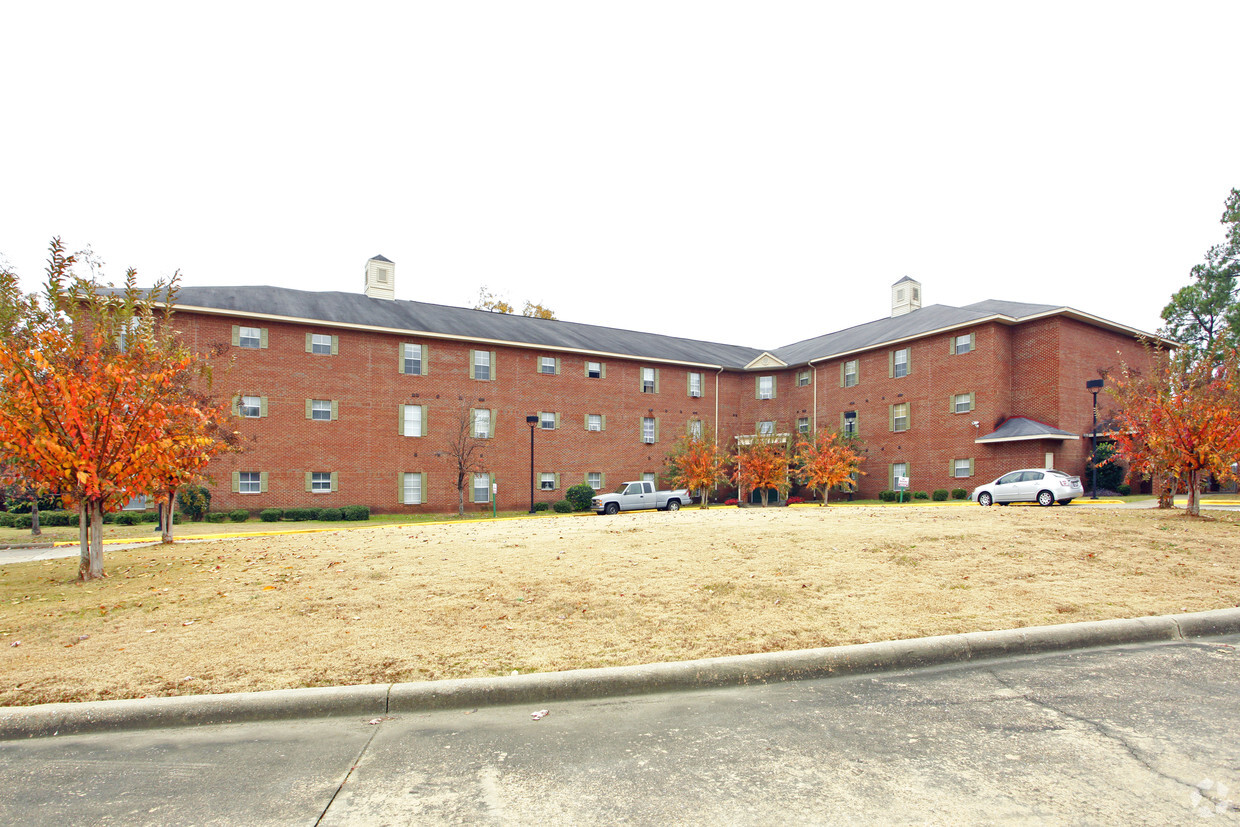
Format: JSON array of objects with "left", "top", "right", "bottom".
[{"left": 258, "top": 506, "right": 370, "bottom": 523}]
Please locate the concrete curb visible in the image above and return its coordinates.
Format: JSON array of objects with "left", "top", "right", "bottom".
[{"left": 3, "top": 607, "right": 1238, "bottom": 740}]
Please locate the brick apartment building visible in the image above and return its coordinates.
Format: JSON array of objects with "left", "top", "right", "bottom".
[{"left": 160, "top": 258, "right": 1161, "bottom": 512}]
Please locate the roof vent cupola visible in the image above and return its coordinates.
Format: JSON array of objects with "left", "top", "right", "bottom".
[
  {"left": 891, "top": 276, "right": 921, "bottom": 317},
  {"left": 364, "top": 255, "right": 395, "bottom": 300}
]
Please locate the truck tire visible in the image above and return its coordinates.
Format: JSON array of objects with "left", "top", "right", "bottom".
[
  {"left": 666, "top": 500, "right": 680, "bottom": 511},
  {"left": 604, "top": 502, "right": 619, "bottom": 515}
]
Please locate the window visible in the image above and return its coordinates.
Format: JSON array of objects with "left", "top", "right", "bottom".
[
  {"left": 688, "top": 419, "right": 703, "bottom": 438},
  {"left": 842, "top": 410, "right": 858, "bottom": 438},
  {"left": 688, "top": 372, "right": 702, "bottom": 397},
  {"left": 642, "top": 416, "right": 656, "bottom": 443},
  {"left": 401, "top": 405, "right": 424, "bottom": 437},
  {"left": 540, "top": 472, "right": 558, "bottom": 491},
  {"left": 310, "top": 472, "right": 334, "bottom": 494},
  {"left": 587, "top": 414, "right": 603, "bottom": 432},
  {"left": 891, "top": 462, "right": 909, "bottom": 489},
  {"left": 953, "top": 393, "right": 975, "bottom": 414},
  {"left": 757, "top": 420, "right": 775, "bottom": 435},
  {"left": 238, "top": 472, "right": 262, "bottom": 494},
  {"left": 892, "top": 348, "right": 909, "bottom": 379},
  {"left": 239, "top": 396, "right": 263, "bottom": 418},
  {"left": 641, "top": 472, "right": 656, "bottom": 484},
  {"left": 309, "top": 333, "right": 335, "bottom": 355},
  {"left": 473, "top": 409, "right": 491, "bottom": 439},
  {"left": 641, "top": 367, "right": 658, "bottom": 394},
  {"left": 117, "top": 317, "right": 140, "bottom": 352},
  {"left": 472, "top": 350, "right": 492, "bottom": 381},
  {"left": 797, "top": 369, "right": 811, "bottom": 387},
  {"left": 401, "top": 343, "right": 426, "bottom": 376},
  {"left": 757, "top": 375, "right": 775, "bottom": 400},
  {"left": 310, "top": 399, "right": 333, "bottom": 421},
  {"left": 797, "top": 417, "right": 810, "bottom": 434},
  {"left": 891, "top": 402, "right": 909, "bottom": 432},
  {"left": 234, "top": 325, "right": 265, "bottom": 349},
  {"left": 843, "top": 359, "right": 858, "bottom": 388},
  {"left": 953, "top": 459, "right": 974, "bottom": 478},
  {"left": 586, "top": 361, "right": 603, "bottom": 379},
  {"left": 402, "top": 472, "right": 423, "bottom": 505},
  {"left": 953, "top": 334, "right": 974, "bottom": 355},
  {"left": 539, "top": 356, "right": 559, "bottom": 375},
  {"left": 473, "top": 473, "right": 491, "bottom": 503},
  {"left": 539, "top": 411, "right": 557, "bottom": 430},
  {"left": 587, "top": 472, "right": 603, "bottom": 490}
]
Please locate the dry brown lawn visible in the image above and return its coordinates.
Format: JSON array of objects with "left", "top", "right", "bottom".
[{"left": 1, "top": 505, "right": 1237, "bottom": 707}]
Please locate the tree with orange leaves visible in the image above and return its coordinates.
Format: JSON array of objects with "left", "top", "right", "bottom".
[
  {"left": 791, "top": 428, "right": 865, "bottom": 504},
  {"left": 731, "top": 430, "right": 790, "bottom": 506},
  {"left": 0, "top": 240, "right": 235, "bottom": 577},
  {"left": 1106, "top": 344, "right": 1240, "bottom": 516},
  {"left": 664, "top": 424, "right": 729, "bottom": 508}
]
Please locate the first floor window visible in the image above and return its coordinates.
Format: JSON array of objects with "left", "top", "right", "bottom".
[
  {"left": 473, "top": 473, "right": 491, "bottom": 503},
  {"left": 953, "top": 393, "right": 974, "bottom": 414},
  {"left": 311, "top": 399, "right": 332, "bottom": 421},
  {"left": 842, "top": 410, "right": 858, "bottom": 438},
  {"left": 891, "top": 402, "right": 909, "bottom": 432},
  {"left": 239, "top": 472, "right": 261, "bottom": 494},
  {"left": 240, "top": 396, "right": 262, "bottom": 418},
  {"left": 688, "top": 372, "right": 702, "bottom": 397},
  {"left": 311, "top": 472, "right": 332, "bottom": 493},
  {"left": 757, "top": 420, "right": 775, "bottom": 435},
  {"left": 797, "top": 417, "right": 810, "bottom": 434},
  {"left": 688, "top": 419, "right": 703, "bottom": 438},
  {"left": 403, "top": 405, "right": 423, "bottom": 437},
  {"left": 474, "top": 409, "right": 491, "bottom": 439},
  {"left": 642, "top": 416, "right": 656, "bottom": 443},
  {"left": 642, "top": 472, "right": 656, "bottom": 484},
  {"left": 238, "top": 326, "right": 262, "bottom": 348},
  {"left": 587, "top": 472, "right": 602, "bottom": 489},
  {"left": 953, "top": 459, "right": 974, "bottom": 478},
  {"left": 403, "top": 472, "right": 423, "bottom": 504},
  {"left": 587, "top": 414, "right": 603, "bottom": 431},
  {"left": 892, "top": 462, "right": 908, "bottom": 489},
  {"left": 540, "top": 472, "right": 556, "bottom": 491}
]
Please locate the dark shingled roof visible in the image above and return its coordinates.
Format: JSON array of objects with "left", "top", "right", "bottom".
[{"left": 976, "top": 417, "right": 1081, "bottom": 443}]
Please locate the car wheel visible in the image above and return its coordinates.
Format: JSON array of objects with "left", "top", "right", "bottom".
[
  {"left": 1058, "top": 499, "right": 1073, "bottom": 505},
  {"left": 604, "top": 502, "right": 619, "bottom": 515},
  {"left": 666, "top": 500, "right": 680, "bottom": 511},
  {"left": 1037, "top": 490, "right": 1055, "bottom": 507},
  {"left": 978, "top": 492, "right": 992, "bottom": 507}
]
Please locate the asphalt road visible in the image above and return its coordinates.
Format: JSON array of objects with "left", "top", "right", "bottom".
[{"left": 2, "top": 634, "right": 1236, "bottom": 825}]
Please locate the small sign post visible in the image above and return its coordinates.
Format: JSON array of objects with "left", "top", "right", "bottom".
[
  {"left": 896, "top": 475, "right": 909, "bottom": 504},
  {"left": 492, "top": 481, "right": 497, "bottom": 518}
]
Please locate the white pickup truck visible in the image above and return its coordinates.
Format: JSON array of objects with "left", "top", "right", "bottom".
[{"left": 591, "top": 481, "right": 692, "bottom": 515}]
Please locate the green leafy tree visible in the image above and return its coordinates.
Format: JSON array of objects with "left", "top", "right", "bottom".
[{"left": 1161, "top": 190, "right": 1240, "bottom": 359}]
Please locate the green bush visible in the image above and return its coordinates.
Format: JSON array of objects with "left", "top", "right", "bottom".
[
  {"left": 0, "top": 512, "right": 15, "bottom": 527},
  {"left": 932, "top": 489, "right": 949, "bottom": 501},
  {"left": 1086, "top": 443, "right": 1125, "bottom": 492},
  {"left": 913, "top": 491, "right": 929, "bottom": 500},
  {"left": 177, "top": 485, "right": 211, "bottom": 521},
  {"left": 951, "top": 488, "right": 968, "bottom": 500},
  {"left": 141, "top": 511, "right": 161, "bottom": 523},
  {"left": 1117, "top": 483, "right": 1132, "bottom": 496},
  {"left": 101, "top": 512, "right": 116, "bottom": 524},
  {"left": 552, "top": 499, "right": 574, "bottom": 513},
  {"left": 41, "top": 511, "right": 75, "bottom": 527},
  {"left": 229, "top": 509, "right": 249, "bottom": 523},
  {"left": 565, "top": 483, "right": 596, "bottom": 512},
  {"left": 113, "top": 512, "right": 141, "bottom": 525},
  {"left": 317, "top": 508, "right": 343, "bottom": 521},
  {"left": 13, "top": 514, "right": 31, "bottom": 530},
  {"left": 283, "top": 507, "right": 316, "bottom": 522},
  {"left": 533, "top": 502, "right": 550, "bottom": 512},
  {"left": 341, "top": 505, "right": 370, "bottom": 521},
  {"left": 205, "top": 512, "right": 227, "bottom": 523},
  {"left": 878, "top": 490, "right": 896, "bottom": 502},
  {"left": 259, "top": 508, "right": 282, "bottom": 523}
]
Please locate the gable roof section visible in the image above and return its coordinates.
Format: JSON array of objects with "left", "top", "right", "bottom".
[{"left": 975, "top": 417, "right": 1080, "bottom": 443}]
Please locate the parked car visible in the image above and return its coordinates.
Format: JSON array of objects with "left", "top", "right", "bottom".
[
  {"left": 591, "top": 481, "right": 692, "bottom": 515},
  {"left": 972, "top": 468, "right": 1084, "bottom": 507}
]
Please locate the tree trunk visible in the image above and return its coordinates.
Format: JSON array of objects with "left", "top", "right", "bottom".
[
  {"left": 30, "top": 496, "right": 40, "bottom": 536},
  {"left": 78, "top": 501, "right": 89, "bottom": 572},
  {"left": 457, "top": 479, "right": 465, "bottom": 517},
  {"left": 821, "top": 485, "right": 829, "bottom": 505},
  {"left": 162, "top": 490, "right": 175, "bottom": 543},
  {"left": 79, "top": 500, "right": 105, "bottom": 580},
  {"left": 759, "top": 488, "right": 769, "bottom": 507},
  {"left": 1186, "top": 470, "right": 1201, "bottom": 516},
  {"left": 698, "top": 486, "right": 708, "bottom": 509}
]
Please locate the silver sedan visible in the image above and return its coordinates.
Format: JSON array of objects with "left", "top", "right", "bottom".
[{"left": 972, "top": 468, "right": 1084, "bottom": 507}]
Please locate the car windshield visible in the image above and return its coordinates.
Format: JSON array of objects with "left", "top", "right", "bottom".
[{"left": 613, "top": 484, "right": 630, "bottom": 494}]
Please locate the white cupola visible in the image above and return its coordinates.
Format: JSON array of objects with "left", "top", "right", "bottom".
[
  {"left": 364, "top": 255, "right": 395, "bottom": 300},
  {"left": 891, "top": 276, "right": 921, "bottom": 317}
]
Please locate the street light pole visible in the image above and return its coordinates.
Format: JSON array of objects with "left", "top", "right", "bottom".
[
  {"left": 1086, "top": 379, "right": 1103, "bottom": 500},
  {"left": 526, "top": 415, "right": 538, "bottom": 514}
]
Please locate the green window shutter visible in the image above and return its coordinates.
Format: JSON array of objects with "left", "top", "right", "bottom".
[
  {"left": 906, "top": 404, "right": 912, "bottom": 430},
  {"left": 259, "top": 472, "right": 268, "bottom": 493},
  {"left": 654, "top": 368, "right": 660, "bottom": 393},
  {"left": 397, "top": 406, "right": 405, "bottom": 436},
  {"left": 771, "top": 375, "right": 777, "bottom": 399},
  {"left": 421, "top": 405, "right": 428, "bottom": 435},
  {"left": 231, "top": 395, "right": 240, "bottom": 416},
  {"left": 888, "top": 464, "right": 894, "bottom": 489},
  {"left": 601, "top": 363, "right": 606, "bottom": 379},
  {"left": 305, "top": 399, "right": 312, "bottom": 419},
  {"left": 906, "top": 351, "right": 912, "bottom": 376},
  {"left": 232, "top": 325, "right": 240, "bottom": 346},
  {"left": 259, "top": 329, "right": 268, "bottom": 349},
  {"left": 949, "top": 460, "right": 956, "bottom": 477},
  {"left": 888, "top": 405, "right": 894, "bottom": 432},
  {"left": 969, "top": 392, "right": 976, "bottom": 411},
  {"left": 398, "top": 473, "right": 405, "bottom": 504},
  {"left": 304, "top": 472, "right": 312, "bottom": 493},
  {"left": 420, "top": 472, "right": 428, "bottom": 503},
  {"left": 949, "top": 395, "right": 955, "bottom": 414},
  {"left": 600, "top": 472, "right": 606, "bottom": 488},
  {"left": 840, "top": 412, "right": 845, "bottom": 430},
  {"left": 755, "top": 376, "right": 761, "bottom": 398},
  {"left": 970, "top": 333, "right": 976, "bottom": 351},
  {"left": 554, "top": 473, "right": 561, "bottom": 490},
  {"left": 468, "top": 350, "right": 475, "bottom": 378},
  {"left": 654, "top": 417, "right": 660, "bottom": 442},
  {"left": 305, "top": 333, "right": 313, "bottom": 353},
  {"left": 554, "top": 357, "right": 561, "bottom": 375},
  {"left": 330, "top": 472, "right": 338, "bottom": 493},
  {"left": 583, "top": 414, "right": 589, "bottom": 431},
  {"left": 331, "top": 335, "right": 339, "bottom": 355},
  {"left": 489, "top": 351, "right": 497, "bottom": 381},
  {"left": 888, "top": 352, "right": 894, "bottom": 378},
  {"left": 331, "top": 400, "right": 339, "bottom": 421},
  {"left": 840, "top": 362, "right": 845, "bottom": 387},
  {"left": 469, "top": 408, "right": 477, "bottom": 434},
  {"left": 968, "top": 458, "right": 974, "bottom": 476},
  {"left": 601, "top": 415, "right": 606, "bottom": 431},
  {"left": 398, "top": 343, "right": 406, "bottom": 374},
  {"left": 231, "top": 471, "right": 240, "bottom": 493},
  {"left": 259, "top": 397, "right": 268, "bottom": 417},
  {"left": 420, "top": 344, "right": 429, "bottom": 375},
  {"left": 554, "top": 412, "right": 561, "bottom": 429},
  {"left": 490, "top": 409, "right": 497, "bottom": 437}
]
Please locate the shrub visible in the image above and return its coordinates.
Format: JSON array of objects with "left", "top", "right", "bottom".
[
  {"left": 0, "top": 512, "right": 14, "bottom": 527},
  {"left": 878, "top": 490, "right": 895, "bottom": 502},
  {"left": 283, "top": 507, "right": 317, "bottom": 522},
  {"left": 552, "top": 499, "right": 574, "bottom": 513},
  {"left": 913, "top": 491, "right": 929, "bottom": 500},
  {"left": 205, "top": 512, "right": 227, "bottom": 523},
  {"left": 101, "top": 511, "right": 116, "bottom": 524},
  {"left": 1117, "top": 483, "right": 1132, "bottom": 496},
  {"left": 259, "top": 508, "right": 282, "bottom": 523},
  {"left": 786, "top": 496, "right": 805, "bottom": 505},
  {"left": 113, "top": 512, "right": 141, "bottom": 525},
  {"left": 951, "top": 488, "right": 968, "bottom": 500},
  {"left": 41, "top": 511, "right": 75, "bottom": 527},
  {"left": 229, "top": 509, "right": 249, "bottom": 523},
  {"left": 177, "top": 485, "right": 211, "bottom": 521},
  {"left": 13, "top": 514, "right": 32, "bottom": 530},
  {"left": 533, "top": 502, "right": 550, "bottom": 512},
  {"left": 317, "top": 508, "right": 343, "bottom": 521},
  {"left": 341, "top": 505, "right": 370, "bottom": 521},
  {"left": 565, "top": 483, "right": 596, "bottom": 512},
  {"left": 141, "top": 511, "right": 161, "bottom": 523},
  {"left": 724, "top": 498, "right": 740, "bottom": 506},
  {"left": 932, "top": 489, "right": 949, "bottom": 501}
]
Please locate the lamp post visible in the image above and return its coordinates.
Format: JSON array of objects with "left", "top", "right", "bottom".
[
  {"left": 1086, "top": 379, "right": 1103, "bottom": 500},
  {"left": 526, "top": 415, "right": 539, "bottom": 514}
]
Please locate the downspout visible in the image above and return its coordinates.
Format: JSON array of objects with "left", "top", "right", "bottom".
[{"left": 715, "top": 368, "right": 723, "bottom": 444}]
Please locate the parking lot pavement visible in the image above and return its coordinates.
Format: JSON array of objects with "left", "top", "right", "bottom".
[{"left": 2, "top": 634, "right": 1237, "bottom": 825}]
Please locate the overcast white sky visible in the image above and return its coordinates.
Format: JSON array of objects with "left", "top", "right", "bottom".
[{"left": 2, "top": 2, "right": 1237, "bottom": 350}]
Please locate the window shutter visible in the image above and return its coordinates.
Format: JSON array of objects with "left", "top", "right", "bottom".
[
  {"left": 399, "top": 473, "right": 405, "bottom": 504},
  {"left": 259, "top": 397, "right": 268, "bottom": 417},
  {"left": 906, "top": 405, "right": 912, "bottom": 429},
  {"left": 584, "top": 414, "right": 590, "bottom": 431},
  {"left": 554, "top": 357, "right": 561, "bottom": 375},
  {"left": 397, "top": 406, "right": 405, "bottom": 436},
  {"left": 969, "top": 392, "right": 976, "bottom": 411},
  {"left": 305, "top": 333, "right": 313, "bottom": 353},
  {"left": 489, "top": 351, "right": 497, "bottom": 381},
  {"left": 554, "top": 412, "right": 561, "bottom": 429},
  {"left": 420, "top": 344, "right": 429, "bottom": 375},
  {"left": 305, "top": 399, "right": 312, "bottom": 419},
  {"left": 259, "top": 472, "right": 268, "bottom": 493},
  {"left": 771, "top": 376, "right": 777, "bottom": 399},
  {"left": 601, "top": 363, "right": 606, "bottom": 379},
  {"left": 755, "top": 376, "right": 761, "bottom": 398},
  {"left": 232, "top": 395, "right": 240, "bottom": 416},
  {"left": 469, "top": 408, "right": 477, "bottom": 435},
  {"left": 888, "top": 405, "right": 894, "bottom": 432},
  {"left": 259, "top": 329, "right": 268, "bottom": 349},
  {"left": 331, "top": 400, "right": 339, "bottom": 421},
  {"left": 968, "top": 458, "right": 974, "bottom": 476},
  {"left": 330, "top": 472, "right": 338, "bottom": 492},
  {"left": 949, "top": 336, "right": 956, "bottom": 354},
  {"left": 554, "top": 473, "right": 560, "bottom": 490},
  {"left": 600, "top": 472, "right": 606, "bottom": 488},
  {"left": 231, "top": 472, "right": 240, "bottom": 493},
  {"left": 906, "top": 351, "right": 912, "bottom": 376},
  {"left": 949, "top": 395, "right": 955, "bottom": 414},
  {"left": 888, "top": 464, "right": 894, "bottom": 489},
  {"left": 304, "top": 472, "right": 312, "bottom": 493},
  {"left": 654, "top": 417, "right": 660, "bottom": 442},
  {"left": 490, "top": 409, "right": 497, "bottom": 437},
  {"left": 331, "top": 335, "right": 339, "bottom": 355},
  {"left": 420, "top": 472, "right": 428, "bottom": 504},
  {"left": 232, "top": 325, "right": 241, "bottom": 346},
  {"left": 888, "top": 352, "right": 894, "bottom": 379},
  {"left": 398, "top": 344, "right": 406, "bottom": 374},
  {"left": 654, "top": 368, "right": 660, "bottom": 393},
  {"left": 601, "top": 415, "right": 606, "bottom": 431},
  {"left": 421, "top": 405, "right": 428, "bottom": 435},
  {"left": 468, "top": 350, "right": 475, "bottom": 378},
  {"left": 840, "top": 362, "right": 845, "bottom": 387},
  {"left": 969, "top": 333, "right": 976, "bottom": 351}
]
